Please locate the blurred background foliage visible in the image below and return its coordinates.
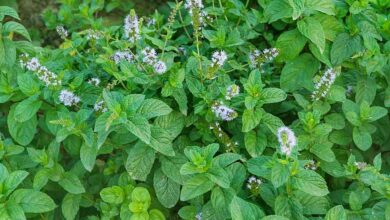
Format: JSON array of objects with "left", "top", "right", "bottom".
[{"left": 1, "top": 0, "right": 168, "bottom": 46}]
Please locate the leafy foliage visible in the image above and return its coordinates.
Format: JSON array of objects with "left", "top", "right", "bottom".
[{"left": 0, "top": 0, "right": 389, "bottom": 219}]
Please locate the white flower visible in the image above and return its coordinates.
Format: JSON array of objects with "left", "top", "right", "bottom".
[
  {"left": 153, "top": 61, "right": 167, "bottom": 74},
  {"left": 247, "top": 176, "right": 262, "bottom": 190},
  {"left": 86, "top": 29, "right": 103, "bottom": 40},
  {"left": 185, "top": 0, "right": 207, "bottom": 30},
  {"left": 185, "top": 0, "right": 204, "bottom": 9},
  {"left": 211, "top": 50, "right": 227, "bottom": 67},
  {"left": 124, "top": 12, "right": 140, "bottom": 43},
  {"left": 141, "top": 47, "right": 158, "bottom": 65},
  {"left": 88, "top": 77, "right": 101, "bottom": 86},
  {"left": 249, "top": 48, "right": 278, "bottom": 67},
  {"left": 311, "top": 68, "right": 337, "bottom": 101},
  {"left": 59, "top": 89, "right": 80, "bottom": 106},
  {"left": 211, "top": 101, "right": 237, "bottom": 121},
  {"left": 20, "top": 55, "right": 61, "bottom": 86},
  {"left": 94, "top": 100, "right": 107, "bottom": 112},
  {"left": 112, "top": 51, "right": 133, "bottom": 64},
  {"left": 26, "top": 57, "right": 41, "bottom": 71},
  {"left": 225, "top": 84, "right": 240, "bottom": 100},
  {"left": 277, "top": 126, "right": 297, "bottom": 156},
  {"left": 56, "top": 25, "right": 68, "bottom": 39},
  {"left": 354, "top": 162, "right": 367, "bottom": 170}
]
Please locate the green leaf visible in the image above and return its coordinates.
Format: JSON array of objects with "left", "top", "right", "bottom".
[
  {"left": 206, "top": 166, "right": 231, "bottom": 188},
  {"left": 271, "top": 162, "right": 290, "bottom": 188},
  {"left": 275, "top": 29, "right": 307, "bottom": 62},
  {"left": 293, "top": 170, "right": 329, "bottom": 196},
  {"left": 100, "top": 186, "right": 124, "bottom": 204},
  {"left": 125, "top": 143, "right": 155, "bottom": 181},
  {"left": 313, "top": 14, "right": 344, "bottom": 41},
  {"left": 61, "top": 193, "right": 81, "bottom": 220},
  {"left": 180, "top": 174, "right": 214, "bottom": 201},
  {"left": 288, "top": 0, "right": 305, "bottom": 20},
  {"left": 80, "top": 143, "right": 98, "bottom": 172},
  {"left": 331, "top": 33, "right": 363, "bottom": 65},
  {"left": 260, "top": 88, "right": 287, "bottom": 104},
  {"left": 275, "top": 195, "right": 304, "bottom": 220},
  {"left": 245, "top": 131, "right": 267, "bottom": 157},
  {"left": 0, "top": 202, "right": 26, "bottom": 220},
  {"left": 10, "top": 189, "right": 56, "bottom": 213},
  {"left": 280, "top": 53, "right": 319, "bottom": 92},
  {"left": 17, "top": 73, "right": 40, "bottom": 96},
  {"left": 325, "top": 205, "right": 346, "bottom": 220},
  {"left": 153, "top": 169, "right": 180, "bottom": 208},
  {"left": 261, "top": 113, "right": 285, "bottom": 134},
  {"left": 137, "top": 99, "right": 172, "bottom": 119},
  {"left": 4, "top": 170, "right": 29, "bottom": 196},
  {"left": 14, "top": 95, "right": 42, "bottom": 122},
  {"left": 148, "top": 126, "right": 175, "bottom": 156},
  {"left": 8, "top": 104, "right": 37, "bottom": 146},
  {"left": 2, "top": 38, "right": 16, "bottom": 67},
  {"left": 353, "top": 127, "right": 372, "bottom": 151},
  {"left": 125, "top": 116, "right": 151, "bottom": 144},
  {"left": 3, "top": 21, "right": 31, "bottom": 41},
  {"left": 261, "top": 215, "right": 289, "bottom": 220},
  {"left": 58, "top": 172, "right": 85, "bottom": 194},
  {"left": 229, "top": 196, "right": 264, "bottom": 220},
  {"left": 325, "top": 113, "right": 345, "bottom": 130},
  {"left": 373, "top": 153, "right": 382, "bottom": 170},
  {"left": 264, "top": 0, "right": 292, "bottom": 23},
  {"left": 0, "top": 6, "right": 19, "bottom": 21},
  {"left": 160, "top": 155, "right": 187, "bottom": 185},
  {"left": 349, "top": 191, "right": 362, "bottom": 211},
  {"left": 305, "top": 0, "right": 335, "bottom": 15},
  {"left": 242, "top": 107, "right": 263, "bottom": 132},
  {"left": 356, "top": 77, "right": 376, "bottom": 105},
  {"left": 368, "top": 106, "right": 387, "bottom": 122},
  {"left": 311, "top": 142, "right": 335, "bottom": 162},
  {"left": 211, "top": 187, "right": 230, "bottom": 219},
  {"left": 296, "top": 192, "right": 329, "bottom": 215},
  {"left": 297, "top": 17, "right": 326, "bottom": 53}
]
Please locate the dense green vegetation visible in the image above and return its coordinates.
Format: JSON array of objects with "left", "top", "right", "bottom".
[{"left": 0, "top": 0, "right": 389, "bottom": 219}]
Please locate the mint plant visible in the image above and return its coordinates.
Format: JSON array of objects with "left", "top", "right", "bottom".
[{"left": 0, "top": 0, "right": 389, "bottom": 219}]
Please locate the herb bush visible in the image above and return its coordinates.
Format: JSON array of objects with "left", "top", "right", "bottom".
[{"left": 0, "top": 0, "right": 389, "bottom": 219}]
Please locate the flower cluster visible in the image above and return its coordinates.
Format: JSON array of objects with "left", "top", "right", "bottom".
[
  {"left": 311, "top": 68, "right": 337, "bottom": 101},
  {"left": 225, "top": 84, "right": 240, "bottom": 100},
  {"left": 355, "top": 162, "right": 367, "bottom": 170},
  {"left": 59, "top": 89, "right": 80, "bottom": 106},
  {"left": 185, "top": 0, "right": 207, "bottom": 30},
  {"left": 211, "top": 51, "right": 228, "bottom": 67},
  {"left": 141, "top": 47, "right": 167, "bottom": 74},
  {"left": 94, "top": 100, "right": 108, "bottom": 113},
  {"left": 56, "top": 25, "right": 68, "bottom": 39},
  {"left": 247, "top": 176, "right": 262, "bottom": 190},
  {"left": 277, "top": 126, "right": 297, "bottom": 156},
  {"left": 124, "top": 11, "right": 140, "bottom": 43},
  {"left": 86, "top": 29, "right": 103, "bottom": 40},
  {"left": 249, "top": 48, "right": 279, "bottom": 67},
  {"left": 211, "top": 101, "right": 237, "bottom": 121},
  {"left": 20, "top": 54, "right": 61, "bottom": 86},
  {"left": 304, "top": 160, "right": 318, "bottom": 170},
  {"left": 88, "top": 77, "right": 101, "bottom": 86},
  {"left": 111, "top": 51, "right": 133, "bottom": 64}
]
